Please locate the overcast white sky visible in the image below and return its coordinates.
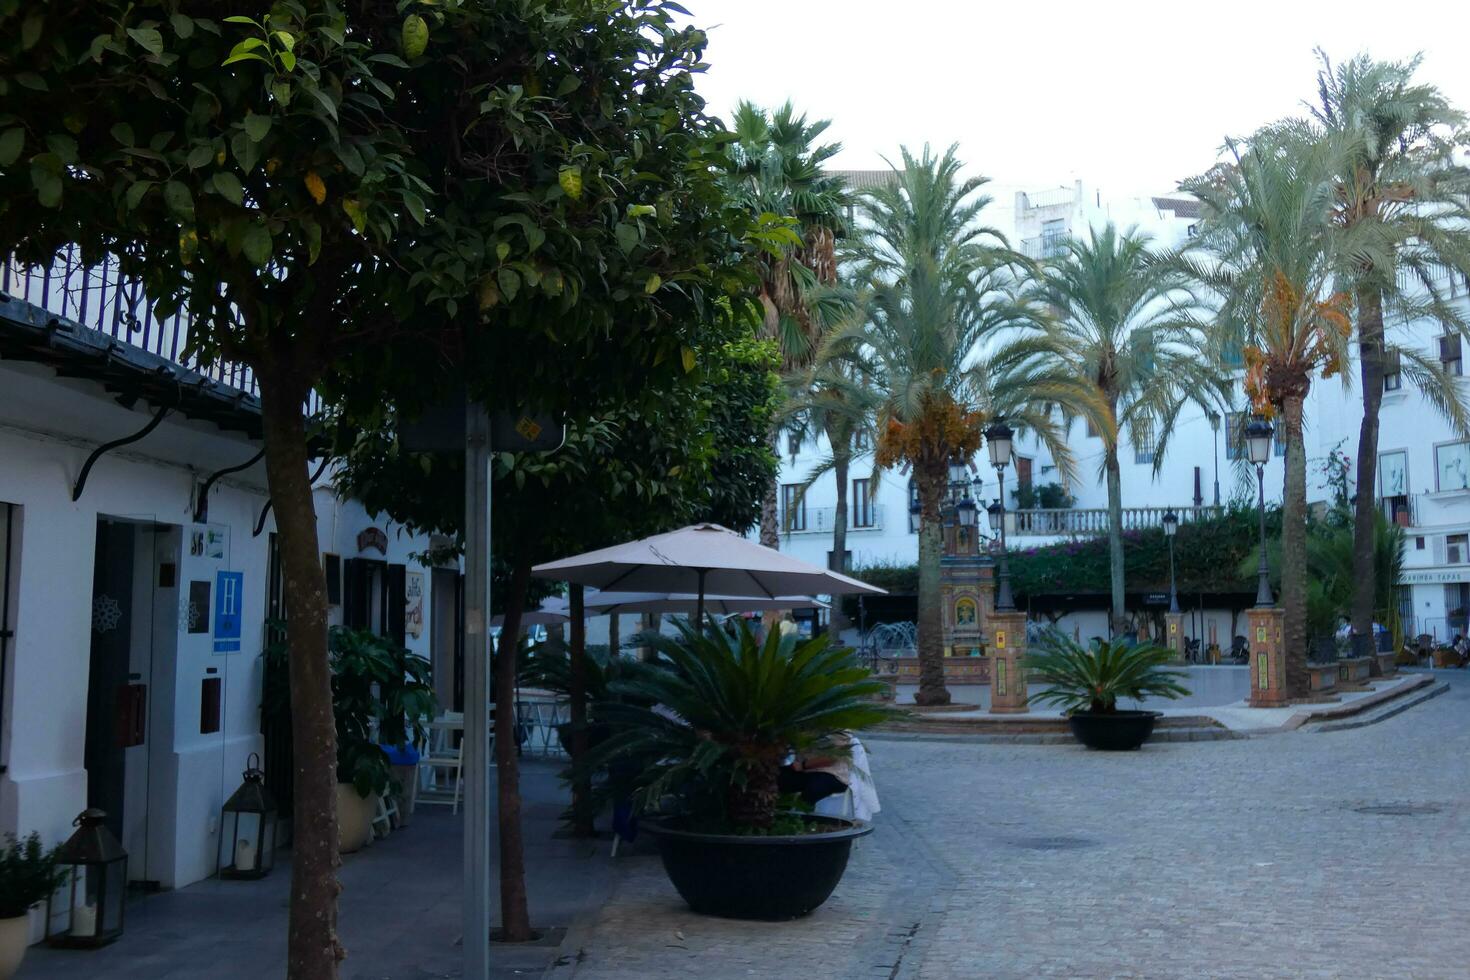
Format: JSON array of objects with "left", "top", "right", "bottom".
[{"left": 684, "top": 0, "right": 1470, "bottom": 203}]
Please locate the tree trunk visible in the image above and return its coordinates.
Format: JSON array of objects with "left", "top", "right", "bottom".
[
  {"left": 1281, "top": 395, "right": 1310, "bottom": 699},
  {"left": 258, "top": 370, "right": 341, "bottom": 979},
  {"left": 567, "top": 584, "right": 593, "bottom": 836},
  {"left": 494, "top": 562, "right": 533, "bottom": 941},
  {"left": 828, "top": 452, "right": 851, "bottom": 639},
  {"left": 1104, "top": 444, "right": 1126, "bottom": 635},
  {"left": 913, "top": 464, "right": 950, "bottom": 706},
  {"left": 1352, "top": 285, "right": 1386, "bottom": 674},
  {"left": 759, "top": 426, "right": 781, "bottom": 551},
  {"left": 607, "top": 612, "right": 620, "bottom": 657}
]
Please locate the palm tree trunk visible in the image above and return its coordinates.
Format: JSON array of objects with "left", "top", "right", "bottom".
[
  {"left": 607, "top": 612, "right": 620, "bottom": 656},
  {"left": 1281, "top": 395, "right": 1310, "bottom": 699},
  {"left": 828, "top": 452, "right": 851, "bottom": 638},
  {"left": 1352, "top": 285, "right": 1386, "bottom": 673},
  {"left": 759, "top": 426, "right": 781, "bottom": 550},
  {"left": 914, "top": 463, "right": 951, "bottom": 706},
  {"left": 1104, "top": 445, "right": 1126, "bottom": 634}
]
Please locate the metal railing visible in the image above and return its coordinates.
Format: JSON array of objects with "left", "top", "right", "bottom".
[
  {"left": 1019, "top": 232, "right": 1070, "bottom": 260},
  {"left": 778, "top": 504, "right": 886, "bottom": 536},
  {"left": 1010, "top": 504, "right": 1223, "bottom": 537}
]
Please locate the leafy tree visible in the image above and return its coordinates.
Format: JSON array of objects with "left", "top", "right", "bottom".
[
  {"left": 0, "top": 0, "right": 760, "bottom": 969},
  {"left": 1181, "top": 129, "right": 1352, "bottom": 698},
  {"left": 844, "top": 145, "right": 1094, "bottom": 705},
  {"left": 724, "top": 101, "right": 850, "bottom": 548},
  {"left": 1309, "top": 51, "right": 1470, "bottom": 664},
  {"left": 1020, "top": 224, "right": 1228, "bottom": 632}
]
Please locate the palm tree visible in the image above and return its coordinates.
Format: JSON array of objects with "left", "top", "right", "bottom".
[
  {"left": 1310, "top": 51, "right": 1470, "bottom": 666},
  {"left": 1022, "top": 224, "right": 1229, "bottom": 633},
  {"left": 845, "top": 145, "right": 1095, "bottom": 706},
  {"left": 1181, "top": 129, "right": 1353, "bottom": 698},
  {"left": 725, "top": 101, "right": 851, "bottom": 549}
]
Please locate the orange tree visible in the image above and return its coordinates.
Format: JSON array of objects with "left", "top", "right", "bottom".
[
  {"left": 1181, "top": 129, "right": 1352, "bottom": 698},
  {"left": 0, "top": 1, "right": 765, "bottom": 973},
  {"left": 846, "top": 145, "right": 1091, "bottom": 706}
]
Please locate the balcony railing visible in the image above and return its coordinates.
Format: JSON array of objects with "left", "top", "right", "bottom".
[
  {"left": 1009, "top": 505, "right": 1223, "bottom": 537},
  {"left": 3, "top": 252, "right": 257, "bottom": 397},
  {"left": 778, "top": 504, "right": 885, "bottom": 536},
  {"left": 1019, "top": 232, "right": 1070, "bottom": 261}
]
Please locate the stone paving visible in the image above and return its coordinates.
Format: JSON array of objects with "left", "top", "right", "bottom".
[{"left": 559, "top": 670, "right": 1470, "bottom": 979}]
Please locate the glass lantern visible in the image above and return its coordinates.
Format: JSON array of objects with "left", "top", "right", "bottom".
[
  {"left": 218, "top": 753, "right": 278, "bottom": 880},
  {"left": 45, "top": 808, "right": 127, "bottom": 948}
]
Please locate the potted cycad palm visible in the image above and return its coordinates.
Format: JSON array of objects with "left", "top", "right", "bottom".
[
  {"left": 591, "top": 620, "right": 892, "bottom": 920},
  {"left": 1024, "top": 634, "right": 1190, "bottom": 750},
  {"left": 0, "top": 833, "right": 66, "bottom": 979}
]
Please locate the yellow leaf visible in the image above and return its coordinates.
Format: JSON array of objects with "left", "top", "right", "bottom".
[
  {"left": 558, "top": 165, "right": 582, "bottom": 201},
  {"left": 402, "top": 14, "right": 428, "bottom": 59},
  {"left": 680, "top": 346, "right": 695, "bottom": 373},
  {"left": 477, "top": 275, "right": 500, "bottom": 310},
  {"left": 342, "top": 197, "right": 366, "bottom": 233},
  {"left": 644, "top": 273, "right": 661, "bottom": 294},
  {"left": 179, "top": 228, "right": 198, "bottom": 266},
  {"left": 304, "top": 171, "right": 326, "bottom": 205}
]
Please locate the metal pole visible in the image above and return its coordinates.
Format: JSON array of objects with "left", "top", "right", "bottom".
[
  {"left": 995, "top": 467, "right": 1015, "bottom": 612},
  {"left": 1212, "top": 424, "right": 1221, "bottom": 507},
  {"left": 463, "top": 402, "right": 492, "bottom": 980},
  {"left": 1254, "top": 461, "right": 1274, "bottom": 608},
  {"left": 1168, "top": 534, "right": 1180, "bottom": 614},
  {"left": 695, "top": 568, "right": 707, "bottom": 633}
]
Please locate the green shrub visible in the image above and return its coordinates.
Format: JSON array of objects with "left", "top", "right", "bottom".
[
  {"left": 1023, "top": 633, "right": 1190, "bottom": 714},
  {"left": 0, "top": 832, "right": 67, "bottom": 919}
]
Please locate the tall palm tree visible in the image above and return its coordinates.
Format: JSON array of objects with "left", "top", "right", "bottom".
[
  {"left": 725, "top": 101, "right": 851, "bottom": 549},
  {"left": 1310, "top": 51, "right": 1470, "bottom": 666},
  {"left": 1022, "top": 225, "right": 1229, "bottom": 633},
  {"left": 1181, "top": 129, "right": 1353, "bottom": 698},
  {"left": 845, "top": 145, "right": 1094, "bottom": 705}
]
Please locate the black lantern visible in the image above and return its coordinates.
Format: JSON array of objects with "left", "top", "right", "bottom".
[
  {"left": 45, "top": 809, "right": 126, "bottom": 948},
  {"left": 218, "top": 753, "right": 278, "bottom": 880},
  {"left": 985, "top": 499, "right": 1003, "bottom": 534},
  {"left": 1162, "top": 509, "right": 1179, "bottom": 538},
  {"left": 955, "top": 497, "right": 978, "bottom": 527},
  {"left": 985, "top": 421, "right": 1014, "bottom": 469},
  {"left": 1245, "top": 416, "right": 1274, "bottom": 466}
]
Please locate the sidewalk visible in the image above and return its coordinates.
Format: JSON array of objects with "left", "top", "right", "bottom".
[{"left": 19, "top": 763, "right": 608, "bottom": 980}]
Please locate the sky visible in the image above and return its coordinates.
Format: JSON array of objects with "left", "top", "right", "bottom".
[{"left": 681, "top": 0, "right": 1470, "bottom": 207}]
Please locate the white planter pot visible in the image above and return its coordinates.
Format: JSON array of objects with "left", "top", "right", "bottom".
[
  {"left": 336, "top": 784, "right": 377, "bottom": 854},
  {"left": 0, "top": 913, "right": 31, "bottom": 980}
]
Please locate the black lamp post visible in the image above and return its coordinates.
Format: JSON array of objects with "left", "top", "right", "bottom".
[
  {"left": 1246, "top": 416, "right": 1275, "bottom": 607},
  {"left": 985, "top": 422, "right": 1015, "bottom": 611},
  {"left": 1162, "top": 508, "right": 1180, "bottom": 614}
]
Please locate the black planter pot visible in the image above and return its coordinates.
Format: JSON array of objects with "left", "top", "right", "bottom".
[
  {"left": 643, "top": 814, "right": 872, "bottom": 920},
  {"left": 1067, "top": 710, "right": 1162, "bottom": 750}
]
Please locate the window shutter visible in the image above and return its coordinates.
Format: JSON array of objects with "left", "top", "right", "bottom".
[
  {"left": 1441, "top": 335, "right": 1462, "bottom": 361},
  {"left": 1434, "top": 536, "right": 1446, "bottom": 566},
  {"left": 387, "top": 563, "right": 407, "bottom": 646},
  {"left": 343, "top": 558, "right": 369, "bottom": 630}
]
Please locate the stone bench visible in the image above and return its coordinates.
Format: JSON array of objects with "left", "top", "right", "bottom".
[
  {"left": 1306, "top": 662, "right": 1337, "bottom": 693},
  {"left": 1375, "top": 652, "right": 1397, "bottom": 676},
  {"left": 1337, "top": 656, "right": 1371, "bottom": 684}
]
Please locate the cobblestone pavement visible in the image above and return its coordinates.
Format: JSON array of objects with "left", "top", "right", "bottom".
[{"left": 556, "top": 671, "right": 1470, "bottom": 979}]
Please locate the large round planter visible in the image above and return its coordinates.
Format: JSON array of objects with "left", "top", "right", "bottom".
[
  {"left": 1067, "top": 710, "right": 1161, "bottom": 751},
  {"left": 643, "top": 814, "right": 872, "bottom": 920},
  {"left": 336, "top": 783, "right": 377, "bottom": 854},
  {"left": 0, "top": 913, "right": 30, "bottom": 980}
]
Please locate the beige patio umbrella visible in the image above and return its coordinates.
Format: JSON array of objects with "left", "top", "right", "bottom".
[
  {"left": 580, "top": 590, "right": 830, "bottom": 617},
  {"left": 490, "top": 598, "right": 570, "bottom": 627},
  {"left": 531, "top": 522, "right": 884, "bottom": 625}
]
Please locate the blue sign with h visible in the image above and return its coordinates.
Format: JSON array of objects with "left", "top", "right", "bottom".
[{"left": 213, "top": 570, "right": 244, "bottom": 653}]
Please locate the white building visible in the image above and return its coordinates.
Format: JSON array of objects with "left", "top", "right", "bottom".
[
  {"left": 780, "top": 178, "right": 1470, "bottom": 646},
  {"left": 0, "top": 257, "right": 457, "bottom": 934}
]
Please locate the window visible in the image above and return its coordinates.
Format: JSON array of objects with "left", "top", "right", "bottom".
[
  {"left": 1448, "top": 534, "right": 1469, "bottom": 565},
  {"left": 1014, "top": 456, "right": 1033, "bottom": 494},
  {"left": 786, "top": 431, "right": 801, "bottom": 457},
  {"left": 1379, "top": 451, "right": 1408, "bottom": 497},
  {"left": 1435, "top": 441, "right": 1470, "bottom": 491},
  {"left": 1415, "top": 536, "right": 1425, "bottom": 550},
  {"left": 852, "top": 478, "right": 875, "bottom": 528},
  {"left": 1224, "top": 412, "right": 1243, "bottom": 461},
  {"left": 780, "top": 483, "right": 806, "bottom": 532},
  {"left": 1133, "top": 417, "right": 1156, "bottom": 465},
  {"left": 907, "top": 479, "right": 920, "bottom": 534},
  {"left": 1383, "top": 349, "right": 1402, "bottom": 392},
  {"left": 827, "top": 550, "right": 852, "bottom": 572},
  {"left": 1040, "top": 218, "right": 1067, "bottom": 257},
  {"left": 1274, "top": 428, "right": 1286, "bottom": 458},
  {"left": 1440, "top": 334, "right": 1462, "bottom": 376},
  {"left": 853, "top": 429, "right": 871, "bottom": 452},
  {"left": 1186, "top": 223, "right": 1199, "bottom": 238}
]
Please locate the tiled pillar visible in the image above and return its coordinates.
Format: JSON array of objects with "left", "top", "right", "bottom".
[
  {"left": 988, "top": 610, "right": 1029, "bottom": 714},
  {"left": 1164, "top": 612, "right": 1186, "bottom": 662},
  {"left": 1247, "top": 607, "right": 1288, "bottom": 707}
]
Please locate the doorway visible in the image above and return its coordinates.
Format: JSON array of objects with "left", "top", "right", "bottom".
[{"left": 85, "top": 518, "right": 179, "bottom": 886}]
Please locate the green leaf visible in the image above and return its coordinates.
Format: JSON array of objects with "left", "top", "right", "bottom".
[
  {"left": 244, "top": 112, "right": 272, "bottom": 143},
  {"left": 558, "top": 165, "right": 582, "bottom": 201},
  {"left": 124, "top": 181, "right": 153, "bottom": 211},
  {"left": 304, "top": 219, "right": 322, "bottom": 265},
  {"left": 402, "top": 14, "right": 429, "bottom": 60},
  {"left": 0, "top": 129, "right": 24, "bottom": 168},
  {"left": 615, "top": 222, "right": 639, "bottom": 254},
  {"left": 45, "top": 134, "right": 78, "bottom": 166},
  {"left": 627, "top": 204, "right": 656, "bottom": 218},
  {"left": 109, "top": 123, "right": 135, "bottom": 147},
  {"left": 222, "top": 15, "right": 259, "bottom": 25},
  {"left": 525, "top": 226, "right": 545, "bottom": 252},
  {"left": 222, "top": 51, "right": 272, "bottom": 68},
  {"left": 333, "top": 141, "right": 364, "bottom": 176},
  {"left": 277, "top": 50, "right": 297, "bottom": 72},
  {"left": 681, "top": 346, "right": 695, "bottom": 373},
  {"left": 31, "top": 163, "right": 62, "bottom": 208},
  {"left": 271, "top": 81, "right": 293, "bottom": 107},
  {"left": 163, "top": 180, "right": 194, "bottom": 218},
  {"left": 186, "top": 143, "right": 213, "bottom": 170},
  {"left": 495, "top": 242, "right": 510, "bottom": 262},
  {"left": 20, "top": 13, "right": 43, "bottom": 51},
  {"left": 497, "top": 267, "right": 521, "bottom": 302},
  {"left": 169, "top": 13, "right": 195, "bottom": 39},
  {"left": 645, "top": 273, "right": 662, "bottom": 294},
  {"left": 242, "top": 223, "right": 272, "bottom": 266},
  {"left": 342, "top": 198, "right": 366, "bottom": 233},
  {"left": 402, "top": 191, "right": 426, "bottom": 226},
  {"left": 126, "top": 27, "right": 164, "bottom": 55},
  {"left": 212, "top": 172, "right": 244, "bottom": 206}
]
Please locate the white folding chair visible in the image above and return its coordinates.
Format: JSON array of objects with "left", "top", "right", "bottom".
[{"left": 417, "top": 713, "right": 465, "bottom": 813}]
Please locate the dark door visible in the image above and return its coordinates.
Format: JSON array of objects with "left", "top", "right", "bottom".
[{"left": 86, "top": 520, "right": 134, "bottom": 842}]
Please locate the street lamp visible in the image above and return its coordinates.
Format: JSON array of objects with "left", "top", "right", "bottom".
[
  {"left": 1246, "top": 416, "right": 1275, "bottom": 607},
  {"left": 985, "top": 422, "right": 1016, "bottom": 611},
  {"left": 955, "top": 496, "right": 977, "bottom": 527},
  {"left": 1162, "top": 508, "right": 1180, "bottom": 614}
]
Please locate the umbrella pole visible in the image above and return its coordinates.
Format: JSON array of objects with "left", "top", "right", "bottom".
[{"left": 696, "top": 568, "right": 707, "bottom": 633}]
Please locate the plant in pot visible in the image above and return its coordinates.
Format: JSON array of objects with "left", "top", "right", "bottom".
[
  {"left": 1024, "top": 633, "right": 1190, "bottom": 750},
  {"left": 589, "top": 620, "right": 894, "bottom": 920},
  {"left": 330, "top": 627, "right": 436, "bottom": 852},
  {"left": 0, "top": 832, "right": 67, "bottom": 979}
]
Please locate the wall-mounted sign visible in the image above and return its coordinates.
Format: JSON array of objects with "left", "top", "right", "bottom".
[
  {"left": 1400, "top": 568, "right": 1470, "bottom": 585},
  {"left": 187, "top": 580, "right": 211, "bottom": 634},
  {"left": 405, "top": 571, "right": 425, "bottom": 640},
  {"left": 213, "top": 571, "right": 244, "bottom": 653},
  {"left": 357, "top": 527, "right": 388, "bottom": 555}
]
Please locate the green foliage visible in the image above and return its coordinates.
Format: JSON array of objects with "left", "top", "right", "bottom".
[
  {"left": 0, "top": 832, "right": 68, "bottom": 919},
  {"left": 588, "top": 620, "right": 893, "bottom": 833},
  {"left": 265, "top": 626, "right": 436, "bottom": 799},
  {"left": 1012, "top": 482, "right": 1075, "bottom": 510},
  {"left": 846, "top": 559, "right": 920, "bottom": 596},
  {"left": 1023, "top": 633, "right": 1190, "bottom": 714}
]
